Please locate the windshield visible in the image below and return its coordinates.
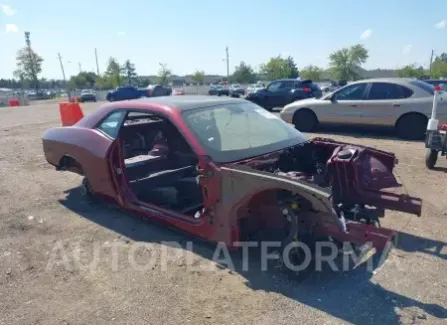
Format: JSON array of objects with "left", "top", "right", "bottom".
[{"left": 182, "top": 101, "right": 307, "bottom": 163}]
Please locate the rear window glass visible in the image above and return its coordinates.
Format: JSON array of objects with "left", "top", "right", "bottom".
[
  {"left": 367, "top": 83, "right": 413, "bottom": 100},
  {"left": 410, "top": 80, "right": 435, "bottom": 95},
  {"left": 96, "top": 111, "right": 126, "bottom": 139}
]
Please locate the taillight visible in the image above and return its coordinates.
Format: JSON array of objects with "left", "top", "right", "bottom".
[
  {"left": 440, "top": 123, "right": 447, "bottom": 131},
  {"left": 303, "top": 87, "right": 311, "bottom": 93}
]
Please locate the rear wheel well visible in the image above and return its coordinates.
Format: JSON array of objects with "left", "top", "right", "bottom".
[
  {"left": 58, "top": 155, "right": 84, "bottom": 175},
  {"left": 394, "top": 112, "right": 427, "bottom": 128},
  {"left": 394, "top": 112, "right": 428, "bottom": 140}
]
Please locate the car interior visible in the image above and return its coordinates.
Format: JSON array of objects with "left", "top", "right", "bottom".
[{"left": 119, "top": 112, "right": 203, "bottom": 215}]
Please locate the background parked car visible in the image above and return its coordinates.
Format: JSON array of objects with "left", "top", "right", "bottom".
[
  {"left": 280, "top": 78, "right": 444, "bottom": 139},
  {"left": 245, "top": 79, "right": 322, "bottom": 111},
  {"left": 106, "top": 86, "right": 149, "bottom": 102},
  {"left": 423, "top": 79, "right": 446, "bottom": 89},
  {"left": 172, "top": 88, "right": 185, "bottom": 95},
  {"left": 208, "top": 84, "right": 230, "bottom": 96},
  {"left": 229, "top": 84, "right": 245, "bottom": 97},
  {"left": 336, "top": 80, "right": 348, "bottom": 87},
  {"left": 246, "top": 82, "right": 265, "bottom": 95},
  {"left": 318, "top": 81, "right": 339, "bottom": 93},
  {"left": 147, "top": 84, "right": 172, "bottom": 97},
  {"left": 79, "top": 89, "right": 97, "bottom": 102}
]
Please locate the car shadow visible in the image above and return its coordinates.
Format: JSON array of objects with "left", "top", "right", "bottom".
[
  {"left": 397, "top": 230, "right": 447, "bottom": 261},
  {"left": 309, "top": 124, "right": 423, "bottom": 143},
  {"left": 433, "top": 166, "right": 447, "bottom": 173},
  {"left": 59, "top": 187, "right": 447, "bottom": 325}
]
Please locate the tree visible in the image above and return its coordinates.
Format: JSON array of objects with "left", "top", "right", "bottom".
[
  {"left": 104, "top": 57, "right": 123, "bottom": 88},
  {"left": 68, "top": 72, "right": 98, "bottom": 89},
  {"left": 329, "top": 44, "right": 368, "bottom": 80},
  {"left": 260, "top": 56, "right": 291, "bottom": 81},
  {"left": 191, "top": 70, "right": 205, "bottom": 85},
  {"left": 136, "top": 76, "right": 151, "bottom": 87},
  {"left": 396, "top": 64, "right": 426, "bottom": 78},
  {"left": 286, "top": 56, "right": 299, "bottom": 78},
  {"left": 300, "top": 65, "right": 323, "bottom": 81},
  {"left": 157, "top": 63, "right": 171, "bottom": 85},
  {"left": 95, "top": 76, "right": 114, "bottom": 90},
  {"left": 231, "top": 62, "right": 256, "bottom": 84},
  {"left": 122, "top": 60, "right": 137, "bottom": 85},
  {"left": 439, "top": 53, "right": 447, "bottom": 63},
  {"left": 431, "top": 58, "right": 447, "bottom": 79},
  {"left": 190, "top": 70, "right": 205, "bottom": 94},
  {"left": 14, "top": 46, "right": 44, "bottom": 89}
]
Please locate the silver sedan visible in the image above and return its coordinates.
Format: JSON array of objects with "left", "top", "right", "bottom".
[{"left": 279, "top": 78, "right": 446, "bottom": 139}]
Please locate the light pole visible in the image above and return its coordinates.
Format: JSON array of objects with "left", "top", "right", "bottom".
[
  {"left": 222, "top": 46, "right": 230, "bottom": 80},
  {"left": 95, "top": 48, "right": 100, "bottom": 75},
  {"left": 57, "top": 53, "right": 70, "bottom": 100}
]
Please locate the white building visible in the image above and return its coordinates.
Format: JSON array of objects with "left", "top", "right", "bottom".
[{"left": 0, "top": 88, "right": 13, "bottom": 107}]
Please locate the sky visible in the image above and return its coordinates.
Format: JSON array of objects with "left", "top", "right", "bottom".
[{"left": 1, "top": 0, "right": 447, "bottom": 79}]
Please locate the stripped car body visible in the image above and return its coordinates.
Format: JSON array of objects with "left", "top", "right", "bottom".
[{"left": 42, "top": 96, "right": 422, "bottom": 268}]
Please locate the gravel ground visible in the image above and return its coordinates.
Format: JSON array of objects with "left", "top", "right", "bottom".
[{"left": 0, "top": 101, "right": 446, "bottom": 325}]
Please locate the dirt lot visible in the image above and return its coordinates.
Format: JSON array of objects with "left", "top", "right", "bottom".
[{"left": 0, "top": 101, "right": 446, "bottom": 325}]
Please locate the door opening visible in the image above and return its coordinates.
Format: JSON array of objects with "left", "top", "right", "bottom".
[{"left": 118, "top": 111, "right": 204, "bottom": 215}]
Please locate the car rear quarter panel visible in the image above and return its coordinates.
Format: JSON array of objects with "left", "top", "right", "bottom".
[{"left": 42, "top": 126, "right": 118, "bottom": 199}]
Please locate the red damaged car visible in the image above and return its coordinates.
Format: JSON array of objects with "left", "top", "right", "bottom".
[{"left": 42, "top": 96, "right": 422, "bottom": 265}]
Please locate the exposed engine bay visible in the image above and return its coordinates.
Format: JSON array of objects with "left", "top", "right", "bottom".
[
  {"left": 239, "top": 137, "right": 422, "bottom": 217},
  {"left": 234, "top": 137, "right": 422, "bottom": 258}
]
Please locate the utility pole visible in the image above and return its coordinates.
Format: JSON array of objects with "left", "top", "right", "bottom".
[
  {"left": 58, "top": 53, "right": 70, "bottom": 100},
  {"left": 429, "top": 49, "right": 434, "bottom": 78},
  {"left": 78, "top": 62, "right": 82, "bottom": 73},
  {"left": 24, "top": 31, "right": 38, "bottom": 90},
  {"left": 225, "top": 46, "right": 229, "bottom": 79},
  {"left": 57, "top": 53, "right": 67, "bottom": 82},
  {"left": 95, "top": 48, "right": 100, "bottom": 75}
]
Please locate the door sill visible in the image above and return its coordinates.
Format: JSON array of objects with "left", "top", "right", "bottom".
[{"left": 133, "top": 200, "right": 204, "bottom": 225}]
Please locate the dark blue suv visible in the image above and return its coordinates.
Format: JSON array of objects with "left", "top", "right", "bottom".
[
  {"left": 245, "top": 79, "right": 322, "bottom": 111},
  {"left": 106, "top": 86, "right": 149, "bottom": 102}
]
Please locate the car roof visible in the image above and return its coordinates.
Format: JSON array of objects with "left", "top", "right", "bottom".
[
  {"left": 137, "top": 96, "right": 242, "bottom": 109},
  {"left": 77, "top": 96, "right": 244, "bottom": 128},
  {"left": 274, "top": 79, "right": 314, "bottom": 83},
  {"left": 348, "top": 78, "right": 416, "bottom": 86}
]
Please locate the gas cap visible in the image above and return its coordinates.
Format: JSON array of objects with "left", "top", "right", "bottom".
[{"left": 337, "top": 149, "right": 354, "bottom": 159}]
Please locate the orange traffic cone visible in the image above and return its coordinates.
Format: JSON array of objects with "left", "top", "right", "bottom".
[{"left": 59, "top": 102, "right": 84, "bottom": 126}]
